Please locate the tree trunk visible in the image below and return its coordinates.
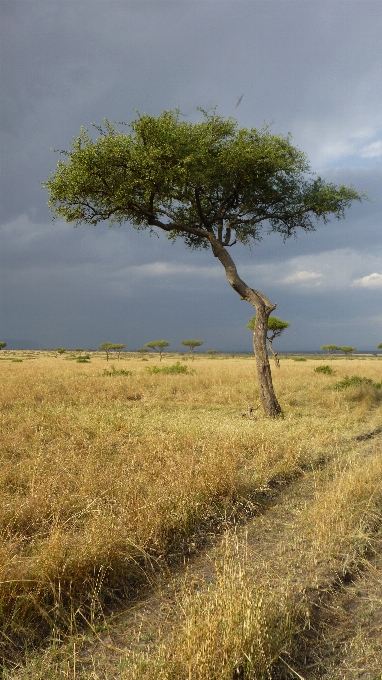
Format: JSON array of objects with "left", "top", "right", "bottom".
[
  {"left": 209, "top": 235, "right": 282, "bottom": 417},
  {"left": 267, "top": 340, "right": 280, "bottom": 368},
  {"left": 253, "top": 305, "right": 282, "bottom": 416}
]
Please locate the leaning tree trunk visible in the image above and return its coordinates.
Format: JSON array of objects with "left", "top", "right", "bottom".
[{"left": 209, "top": 235, "right": 282, "bottom": 417}]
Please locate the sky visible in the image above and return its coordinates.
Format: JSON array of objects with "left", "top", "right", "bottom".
[{"left": 1, "top": 0, "right": 381, "bottom": 352}]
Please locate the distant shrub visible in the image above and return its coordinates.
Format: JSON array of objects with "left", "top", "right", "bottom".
[
  {"left": 314, "top": 365, "right": 334, "bottom": 375},
  {"left": 103, "top": 365, "right": 133, "bottom": 377},
  {"left": 293, "top": 357, "right": 307, "bottom": 362},
  {"left": 146, "top": 362, "right": 194, "bottom": 375},
  {"left": 333, "top": 375, "right": 381, "bottom": 390},
  {"left": 11, "top": 358, "right": 23, "bottom": 363},
  {"left": 76, "top": 356, "right": 90, "bottom": 363}
]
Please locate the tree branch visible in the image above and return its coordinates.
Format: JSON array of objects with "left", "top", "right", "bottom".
[{"left": 207, "top": 233, "right": 276, "bottom": 313}]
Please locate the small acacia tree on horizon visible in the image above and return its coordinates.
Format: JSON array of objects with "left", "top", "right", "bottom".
[
  {"left": 113, "top": 343, "right": 126, "bottom": 360},
  {"left": 0, "top": 342, "right": 7, "bottom": 350},
  {"left": 99, "top": 342, "right": 116, "bottom": 361},
  {"left": 377, "top": 343, "right": 382, "bottom": 350},
  {"left": 181, "top": 339, "right": 203, "bottom": 360},
  {"left": 247, "top": 315, "right": 290, "bottom": 367},
  {"left": 321, "top": 344, "right": 341, "bottom": 358},
  {"left": 145, "top": 340, "right": 169, "bottom": 361},
  {"left": 44, "top": 109, "right": 364, "bottom": 416},
  {"left": 341, "top": 346, "right": 357, "bottom": 359}
]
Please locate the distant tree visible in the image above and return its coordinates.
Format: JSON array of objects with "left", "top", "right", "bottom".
[
  {"left": 206, "top": 349, "right": 218, "bottom": 356},
  {"left": 145, "top": 340, "right": 169, "bottom": 362},
  {"left": 0, "top": 342, "right": 7, "bottom": 350},
  {"left": 113, "top": 343, "right": 126, "bottom": 360},
  {"left": 137, "top": 348, "right": 149, "bottom": 354},
  {"left": 75, "top": 348, "right": 83, "bottom": 354},
  {"left": 378, "top": 343, "right": 382, "bottom": 350},
  {"left": 340, "top": 346, "right": 357, "bottom": 359},
  {"left": 321, "top": 344, "right": 341, "bottom": 359},
  {"left": 55, "top": 347, "right": 66, "bottom": 355},
  {"left": 44, "top": 109, "right": 364, "bottom": 416},
  {"left": 247, "top": 316, "right": 290, "bottom": 367},
  {"left": 98, "top": 342, "right": 116, "bottom": 361},
  {"left": 181, "top": 340, "right": 203, "bottom": 360}
]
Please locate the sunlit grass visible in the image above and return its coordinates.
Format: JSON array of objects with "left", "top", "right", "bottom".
[{"left": 1, "top": 353, "right": 381, "bottom": 668}]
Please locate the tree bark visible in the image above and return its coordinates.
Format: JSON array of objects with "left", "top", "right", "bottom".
[
  {"left": 208, "top": 235, "right": 282, "bottom": 417},
  {"left": 267, "top": 340, "right": 280, "bottom": 368}
]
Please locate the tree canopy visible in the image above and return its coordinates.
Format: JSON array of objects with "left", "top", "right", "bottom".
[
  {"left": 145, "top": 340, "right": 169, "bottom": 361},
  {"left": 181, "top": 340, "right": 203, "bottom": 360},
  {"left": 247, "top": 316, "right": 290, "bottom": 335},
  {"left": 340, "top": 346, "right": 356, "bottom": 358},
  {"left": 99, "top": 342, "right": 117, "bottom": 360},
  {"left": 45, "top": 109, "right": 363, "bottom": 252}
]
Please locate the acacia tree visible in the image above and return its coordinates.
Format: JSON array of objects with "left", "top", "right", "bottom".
[
  {"left": 377, "top": 343, "right": 382, "bottom": 350},
  {"left": 247, "top": 315, "right": 290, "bottom": 367},
  {"left": 99, "top": 342, "right": 116, "bottom": 361},
  {"left": 340, "top": 346, "right": 356, "bottom": 359},
  {"left": 113, "top": 343, "right": 126, "bottom": 360},
  {"left": 0, "top": 342, "right": 7, "bottom": 350},
  {"left": 145, "top": 340, "right": 169, "bottom": 361},
  {"left": 44, "top": 109, "right": 363, "bottom": 416},
  {"left": 321, "top": 344, "right": 341, "bottom": 358},
  {"left": 181, "top": 339, "right": 203, "bottom": 360}
]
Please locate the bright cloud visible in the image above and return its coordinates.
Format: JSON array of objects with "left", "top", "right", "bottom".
[
  {"left": 128, "top": 261, "right": 221, "bottom": 278},
  {"left": 353, "top": 273, "right": 382, "bottom": 288},
  {"left": 283, "top": 270, "right": 322, "bottom": 284},
  {"left": 240, "top": 248, "right": 382, "bottom": 293},
  {"left": 361, "top": 141, "right": 382, "bottom": 158}
]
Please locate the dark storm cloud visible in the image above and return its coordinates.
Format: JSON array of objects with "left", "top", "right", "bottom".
[{"left": 1, "top": 0, "right": 381, "bottom": 350}]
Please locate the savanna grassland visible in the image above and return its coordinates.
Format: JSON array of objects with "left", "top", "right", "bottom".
[{"left": 1, "top": 351, "right": 382, "bottom": 679}]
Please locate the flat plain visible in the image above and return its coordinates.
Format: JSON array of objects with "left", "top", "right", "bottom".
[{"left": 1, "top": 352, "right": 381, "bottom": 679}]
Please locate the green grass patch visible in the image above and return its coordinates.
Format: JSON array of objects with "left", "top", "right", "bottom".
[
  {"left": 314, "top": 365, "right": 334, "bottom": 375},
  {"left": 333, "top": 375, "right": 382, "bottom": 390},
  {"left": 146, "top": 361, "right": 194, "bottom": 375},
  {"left": 103, "top": 365, "right": 133, "bottom": 376}
]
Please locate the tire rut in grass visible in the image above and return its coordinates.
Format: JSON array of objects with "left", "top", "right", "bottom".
[{"left": 73, "top": 441, "right": 374, "bottom": 676}]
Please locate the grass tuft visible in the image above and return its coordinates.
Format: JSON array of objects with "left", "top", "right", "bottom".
[
  {"left": 314, "top": 365, "right": 334, "bottom": 375},
  {"left": 146, "top": 361, "right": 193, "bottom": 375}
]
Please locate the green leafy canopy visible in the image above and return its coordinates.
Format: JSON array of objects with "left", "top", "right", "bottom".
[
  {"left": 145, "top": 341, "right": 170, "bottom": 349},
  {"left": 44, "top": 109, "right": 365, "bottom": 251},
  {"left": 247, "top": 316, "right": 290, "bottom": 335}
]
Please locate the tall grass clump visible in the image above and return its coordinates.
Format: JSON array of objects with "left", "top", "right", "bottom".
[
  {"left": 314, "top": 365, "right": 334, "bottom": 375},
  {"left": 103, "top": 364, "right": 133, "bottom": 376},
  {"left": 146, "top": 361, "right": 192, "bottom": 375},
  {"left": 333, "top": 375, "right": 381, "bottom": 389}
]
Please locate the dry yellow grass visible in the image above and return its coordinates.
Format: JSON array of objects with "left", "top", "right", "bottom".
[
  {"left": 1, "top": 352, "right": 381, "bottom": 675},
  {"left": 119, "top": 440, "right": 382, "bottom": 680}
]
